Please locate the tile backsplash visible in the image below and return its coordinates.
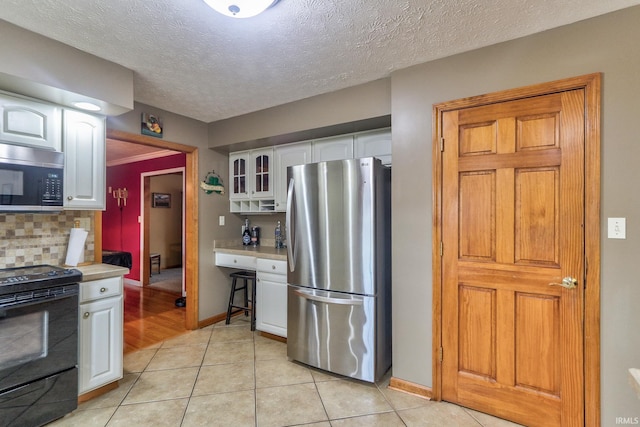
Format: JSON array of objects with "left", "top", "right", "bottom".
[{"left": 0, "top": 211, "right": 94, "bottom": 268}]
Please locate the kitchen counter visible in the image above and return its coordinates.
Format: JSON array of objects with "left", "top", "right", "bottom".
[
  {"left": 73, "top": 263, "right": 130, "bottom": 282},
  {"left": 630, "top": 369, "right": 640, "bottom": 400},
  {"left": 214, "top": 239, "right": 287, "bottom": 261}
]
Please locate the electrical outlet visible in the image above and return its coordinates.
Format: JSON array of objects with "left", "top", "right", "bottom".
[
  {"left": 608, "top": 217, "right": 626, "bottom": 239},
  {"left": 219, "top": 215, "right": 225, "bottom": 226}
]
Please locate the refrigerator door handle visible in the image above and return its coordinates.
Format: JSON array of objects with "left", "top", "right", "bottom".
[
  {"left": 293, "top": 288, "right": 364, "bottom": 306},
  {"left": 286, "top": 178, "right": 296, "bottom": 271}
]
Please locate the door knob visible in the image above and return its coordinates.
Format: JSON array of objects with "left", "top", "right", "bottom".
[{"left": 549, "top": 277, "right": 578, "bottom": 289}]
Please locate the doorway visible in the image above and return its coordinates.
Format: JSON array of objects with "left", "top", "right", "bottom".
[
  {"left": 142, "top": 168, "right": 185, "bottom": 298},
  {"left": 96, "top": 129, "right": 199, "bottom": 330},
  {"left": 432, "top": 74, "right": 601, "bottom": 426}
]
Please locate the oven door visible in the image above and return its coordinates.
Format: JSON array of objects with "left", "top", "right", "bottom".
[{"left": 0, "top": 286, "right": 78, "bottom": 392}]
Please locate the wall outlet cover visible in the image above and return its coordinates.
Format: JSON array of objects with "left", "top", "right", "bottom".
[{"left": 608, "top": 217, "right": 626, "bottom": 239}]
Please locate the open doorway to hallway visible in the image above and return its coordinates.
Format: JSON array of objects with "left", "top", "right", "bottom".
[{"left": 142, "top": 168, "right": 185, "bottom": 304}]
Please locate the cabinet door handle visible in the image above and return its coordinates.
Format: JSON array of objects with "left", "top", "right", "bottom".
[
  {"left": 100, "top": 287, "right": 107, "bottom": 293},
  {"left": 83, "top": 312, "right": 90, "bottom": 318},
  {"left": 67, "top": 196, "right": 73, "bottom": 200}
]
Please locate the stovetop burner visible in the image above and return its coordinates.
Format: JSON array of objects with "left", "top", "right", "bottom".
[{"left": 0, "top": 264, "right": 82, "bottom": 295}]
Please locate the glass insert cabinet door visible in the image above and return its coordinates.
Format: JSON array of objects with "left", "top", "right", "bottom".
[
  {"left": 231, "top": 153, "right": 247, "bottom": 198},
  {"left": 250, "top": 148, "right": 274, "bottom": 198},
  {"left": 255, "top": 154, "right": 269, "bottom": 193}
]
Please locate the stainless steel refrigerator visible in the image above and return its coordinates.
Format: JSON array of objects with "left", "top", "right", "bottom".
[{"left": 286, "top": 157, "right": 391, "bottom": 383}]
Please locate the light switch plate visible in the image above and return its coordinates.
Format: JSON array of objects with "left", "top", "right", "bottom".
[
  {"left": 608, "top": 217, "right": 626, "bottom": 239},
  {"left": 219, "top": 215, "right": 225, "bottom": 226}
]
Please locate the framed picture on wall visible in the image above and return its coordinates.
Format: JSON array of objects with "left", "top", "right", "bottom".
[
  {"left": 141, "top": 113, "right": 163, "bottom": 138},
  {"left": 152, "top": 193, "right": 171, "bottom": 208}
]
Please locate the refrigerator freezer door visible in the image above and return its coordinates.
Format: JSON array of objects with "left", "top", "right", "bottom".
[
  {"left": 286, "top": 158, "right": 382, "bottom": 295},
  {"left": 287, "top": 285, "right": 380, "bottom": 382}
]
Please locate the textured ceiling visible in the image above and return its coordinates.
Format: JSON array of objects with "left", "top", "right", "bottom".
[{"left": 1, "top": 0, "right": 639, "bottom": 123}]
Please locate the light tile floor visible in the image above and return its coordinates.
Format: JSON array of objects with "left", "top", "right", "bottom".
[{"left": 51, "top": 317, "right": 523, "bottom": 427}]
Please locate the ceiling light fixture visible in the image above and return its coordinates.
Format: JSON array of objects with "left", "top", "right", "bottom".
[{"left": 203, "top": 0, "right": 279, "bottom": 18}]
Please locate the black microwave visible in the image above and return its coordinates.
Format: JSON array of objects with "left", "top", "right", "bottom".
[{"left": 0, "top": 142, "right": 64, "bottom": 211}]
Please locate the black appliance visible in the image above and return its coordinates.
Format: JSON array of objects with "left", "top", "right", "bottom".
[
  {"left": 0, "top": 265, "right": 82, "bottom": 427},
  {"left": 0, "top": 142, "right": 64, "bottom": 212}
]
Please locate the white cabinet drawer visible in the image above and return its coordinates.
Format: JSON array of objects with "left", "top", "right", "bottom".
[
  {"left": 215, "top": 252, "right": 257, "bottom": 270},
  {"left": 79, "top": 277, "right": 122, "bottom": 303},
  {"left": 257, "top": 258, "right": 287, "bottom": 275}
]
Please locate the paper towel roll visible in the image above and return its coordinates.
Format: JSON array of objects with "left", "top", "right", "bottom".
[{"left": 65, "top": 228, "right": 88, "bottom": 266}]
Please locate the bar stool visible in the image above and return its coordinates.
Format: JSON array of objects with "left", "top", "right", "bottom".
[{"left": 225, "top": 270, "right": 256, "bottom": 330}]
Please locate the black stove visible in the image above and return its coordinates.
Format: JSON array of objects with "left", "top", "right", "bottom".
[
  {"left": 0, "top": 264, "right": 82, "bottom": 427},
  {"left": 0, "top": 264, "right": 82, "bottom": 295}
]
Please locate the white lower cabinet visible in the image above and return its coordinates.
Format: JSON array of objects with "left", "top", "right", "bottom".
[
  {"left": 256, "top": 259, "right": 287, "bottom": 338},
  {"left": 78, "top": 276, "right": 123, "bottom": 395}
]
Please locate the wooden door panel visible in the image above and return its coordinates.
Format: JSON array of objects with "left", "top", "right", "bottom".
[
  {"left": 458, "top": 285, "right": 496, "bottom": 378},
  {"left": 515, "top": 168, "right": 559, "bottom": 265},
  {"left": 459, "top": 171, "right": 495, "bottom": 260},
  {"left": 441, "top": 89, "right": 585, "bottom": 426},
  {"left": 514, "top": 292, "right": 560, "bottom": 395},
  {"left": 518, "top": 113, "right": 559, "bottom": 150},
  {"left": 459, "top": 122, "right": 497, "bottom": 155}
]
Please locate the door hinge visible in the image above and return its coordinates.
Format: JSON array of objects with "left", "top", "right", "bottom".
[
  {"left": 440, "top": 137, "right": 445, "bottom": 152},
  {"left": 438, "top": 347, "right": 443, "bottom": 362}
]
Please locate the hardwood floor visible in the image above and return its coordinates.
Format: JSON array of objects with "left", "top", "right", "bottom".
[{"left": 123, "top": 284, "right": 188, "bottom": 354}]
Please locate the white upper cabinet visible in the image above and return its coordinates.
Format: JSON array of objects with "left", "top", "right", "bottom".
[
  {"left": 0, "top": 93, "right": 62, "bottom": 151},
  {"left": 354, "top": 128, "right": 391, "bottom": 165},
  {"left": 229, "top": 128, "right": 390, "bottom": 214},
  {"left": 63, "top": 109, "right": 106, "bottom": 210},
  {"left": 229, "top": 151, "right": 249, "bottom": 200},
  {"left": 312, "top": 135, "right": 354, "bottom": 162},
  {"left": 250, "top": 148, "right": 274, "bottom": 199},
  {"left": 229, "top": 148, "right": 276, "bottom": 213},
  {"left": 274, "top": 142, "right": 312, "bottom": 211}
]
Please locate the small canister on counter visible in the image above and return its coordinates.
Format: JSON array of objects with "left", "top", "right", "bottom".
[{"left": 251, "top": 226, "right": 260, "bottom": 247}]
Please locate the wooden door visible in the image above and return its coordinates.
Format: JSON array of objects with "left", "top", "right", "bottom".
[{"left": 440, "top": 90, "right": 585, "bottom": 426}]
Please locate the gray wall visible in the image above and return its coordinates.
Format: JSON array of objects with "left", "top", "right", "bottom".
[
  {"left": 391, "top": 7, "right": 640, "bottom": 423},
  {"left": 205, "top": 6, "right": 640, "bottom": 423},
  {"left": 108, "top": 103, "right": 241, "bottom": 319},
  {"left": 2, "top": 5, "right": 640, "bottom": 423},
  {"left": 0, "top": 21, "right": 133, "bottom": 115},
  {"left": 208, "top": 78, "right": 391, "bottom": 147}
]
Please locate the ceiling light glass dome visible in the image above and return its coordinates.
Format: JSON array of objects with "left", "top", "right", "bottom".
[{"left": 203, "top": 0, "right": 279, "bottom": 18}]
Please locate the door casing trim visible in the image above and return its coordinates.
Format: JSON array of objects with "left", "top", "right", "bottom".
[
  {"left": 432, "top": 73, "right": 601, "bottom": 425},
  {"left": 96, "top": 129, "right": 199, "bottom": 330}
]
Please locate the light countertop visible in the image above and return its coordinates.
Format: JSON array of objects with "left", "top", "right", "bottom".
[
  {"left": 72, "top": 263, "right": 130, "bottom": 282},
  {"left": 630, "top": 369, "right": 640, "bottom": 400},
  {"left": 214, "top": 239, "right": 287, "bottom": 261}
]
